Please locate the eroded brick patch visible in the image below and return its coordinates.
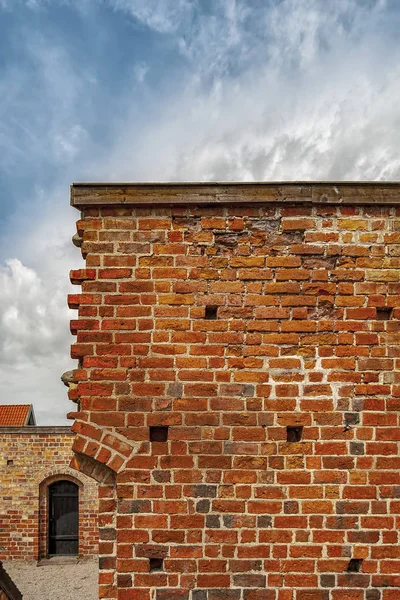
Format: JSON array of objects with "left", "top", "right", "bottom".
[{"left": 69, "top": 184, "right": 400, "bottom": 600}]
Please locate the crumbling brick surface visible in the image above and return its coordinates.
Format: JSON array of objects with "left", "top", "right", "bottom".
[
  {"left": 69, "top": 183, "right": 400, "bottom": 600},
  {"left": 0, "top": 427, "right": 98, "bottom": 560}
]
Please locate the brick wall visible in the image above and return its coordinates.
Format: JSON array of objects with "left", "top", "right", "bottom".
[
  {"left": 0, "top": 427, "right": 98, "bottom": 560},
  {"left": 69, "top": 183, "right": 400, "bottom": 600}
]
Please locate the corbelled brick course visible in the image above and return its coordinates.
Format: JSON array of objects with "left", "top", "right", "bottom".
[{"left": 68, "top": 183, "right": 400, "bottom": 600}]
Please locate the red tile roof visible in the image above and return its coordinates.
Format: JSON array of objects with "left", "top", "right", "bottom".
[{"left": 0, "top": 405, "right": 34, "bottom": 426}]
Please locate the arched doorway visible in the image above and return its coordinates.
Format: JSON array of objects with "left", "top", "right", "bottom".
[{"left": 48, "top": 480, "right": 79, "bottom": 555}]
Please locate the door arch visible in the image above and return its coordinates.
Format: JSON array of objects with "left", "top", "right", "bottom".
[{"left": 48, "top": 480, "right": 79, "bottom": 555}]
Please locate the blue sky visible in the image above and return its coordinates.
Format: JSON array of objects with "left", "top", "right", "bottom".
[{"left": 1, "top": 0, "right": 400, "bottom": 424}]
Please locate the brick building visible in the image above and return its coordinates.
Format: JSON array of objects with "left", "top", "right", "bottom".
[
  {"left": 68, "top": 182, "right": 400, "bottom": 600},
  {"left": 0, "top": 405, "right": 98, "bottom": 561},
  {"left": 0, "top": 405, "right": 36, "bottom": 428}
]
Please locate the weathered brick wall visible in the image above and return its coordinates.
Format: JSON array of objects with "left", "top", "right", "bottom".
[
  {"left": 0, "top": 427, "right": 98, "bottom": 560},
  {"left": 69, "top": 183, "right": 400, "bottom": 600}
]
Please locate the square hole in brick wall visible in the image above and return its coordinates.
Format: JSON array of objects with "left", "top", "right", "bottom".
[
  {"left": 205, "top": 305, "right": 218, "bottom": 320},
  {"left": 286, "top": 426, "right": 303, "bottom": 442},
  {"left": 376, "top": 307, "right": 393, "bottom": 320},
  {"left": 7, "top": 459, "right": 13, "bottom": 466},
  {"left": 347, "top": 558, "right": 363, "bottom": 573},
  {"left": 149, "top": 426, "right": 169, "bottom": 442},
  {"left": 149, "top": 558, "right": 163, "bottom": 572}
]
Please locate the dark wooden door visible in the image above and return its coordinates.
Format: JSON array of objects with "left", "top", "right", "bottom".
[{"left": 48, "top": 480, "right": 79, "bottom": 555}]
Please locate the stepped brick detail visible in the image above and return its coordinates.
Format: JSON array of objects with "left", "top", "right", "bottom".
[{"left": 69, "top": 182, "right": 400, "bottom": 600}]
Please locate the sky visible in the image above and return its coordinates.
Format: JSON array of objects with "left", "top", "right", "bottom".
[{"left": 1, "top": 0, "right": 400, "bottom": 424}]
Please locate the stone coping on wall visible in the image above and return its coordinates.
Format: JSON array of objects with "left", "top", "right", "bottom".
[
  {"left": 71, "top": 181, "right": 400, "bottom": 207},
  {"left": 0, "top": 426, "right": 72, "bottom": 435}
]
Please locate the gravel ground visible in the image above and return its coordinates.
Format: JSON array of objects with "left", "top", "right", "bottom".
[{"left": 3, "top": 559, "right": 98, "bottom": 600}]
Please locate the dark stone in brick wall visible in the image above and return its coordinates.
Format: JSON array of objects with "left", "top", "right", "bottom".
[
  {"left": 117, "top": 574, "right": 132, "bottom": 587},
  {"left": 350, "top": 442, "right": 365, "bottom": 455},
  {"left": 192, "top": 485, "right": 217, "bottom": 498},
  {"left": 99, "top": 556, "right": 116, "bottom": 570},
  {"left": 153, "top": 470, "right": 171, "bottom": 483},
  {"left": 99, "top": 528, "right": 116, "bottom": 540},
  {"left": 344, "top": 412, "right": 360, "bottom": 426},
  {"left": 118, "top": 500, "right": 151, "bottom": 513},
  {"left": 223, "top": 443, "right": 235, "bottom": 454},
  {"left": 233, "top": 574, "right": 267, "bottom": 587},
  {"left": 167, "top": 382, "right": 183, "bottom": 398},
  {"left": 320, "top": 574, "right": 335, "bottom": 587},
  {"left": 352, "top": 399, "right": 365, "bottom": 411},
  {"left": 208, "top": 591, "right": 241, "bottom": 600},
  {"left": 257, "top": 516, "right": 272, "bottom": 528},
  {"left": 242, "top": 384, "right": 255, "bottom": 397},
  {"left": 366, "top": 591, "right": 381, "bottom": 600},
  {"left": 284, "top": 501, "right": 299, "bottom": 514},
  {"left": 338, "top": 573, "right": 371, "bottom": 587},
  {"left": 157, "top": 591, "right": 189, "bottom": 600},
  {"left": 223, "top": 515, "right": 234, "bottom": 528},
  {"left": 136, "top": 544, "right": 168, "bottom": 558},
  {"left": 196, "top": 499, "right": 210, "bottom": 513},
  {"left": 206, "top": 515, "right": 220, "bottom": 528},
  {"left": 192, "top": 592, "right": 207, "bottom": 600}
]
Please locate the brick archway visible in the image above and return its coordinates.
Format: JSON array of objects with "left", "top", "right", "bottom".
[{"left": 38, "top": 472, "right": 84, "bottom": 560}]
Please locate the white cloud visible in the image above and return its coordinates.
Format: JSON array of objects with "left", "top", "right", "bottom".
[
  {"left": 0, "top": 259, "right": 74, "bottom": 424},
  {"left": 1, "top": 0, "right": 400, "bottom": 424},
  {"left": 53, "top": 124, "right": 88, "bottom": 162},
  {"left": 133, "top": 61, "right": 148, "bottom": 83},
  {"left": 0, "top": 27, "right": 93, "bottom": 174},
  {"left": 102, "top": 0, "right": 400, "bottom": 182},
  {"left": 109, "top": 0, "right": 195, "bottom": 34}
]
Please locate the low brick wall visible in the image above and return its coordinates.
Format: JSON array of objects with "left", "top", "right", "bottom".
[
  {"left": 69, "top": 183, "right": 400, "bottom": 600},
  {"left": 0, "top": 427, "right": 98, "bottom": 560}
]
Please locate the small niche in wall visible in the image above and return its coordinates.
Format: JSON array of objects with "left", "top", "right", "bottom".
[
  {"left": 149, "top": 426, "right": 169, "bottom": 442},
  {"left": 149, "top": 558, "right": 163, "bottom": 572},
  {"left": 205, "top": 305, "right": 218, "bottom": 320},
  {"left": 376, "top": 307, "right": 393, "bottom": 321},
  {"left": 347, "top": 558, "right": 363, "bottom": 573},
  {"left": 286, "top": 426, "right": 303, "bottom": 442},
  {"left": 7, "top": 459, "right": 13, "bottom": 466}
]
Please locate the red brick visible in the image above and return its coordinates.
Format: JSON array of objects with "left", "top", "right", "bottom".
[
  {"left": 67, "top": 184, "right": 400, "bottom": 600},
  {"left": 98, "top": 268, "right": 132, "bottom": 279},
  {"left": 281, "top": 218, "right": 315, "bottom": 230}
]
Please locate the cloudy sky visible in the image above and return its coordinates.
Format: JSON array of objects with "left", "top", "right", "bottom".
[{"left": 0, "top": 0, "right": 399, "bottom": 424}]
